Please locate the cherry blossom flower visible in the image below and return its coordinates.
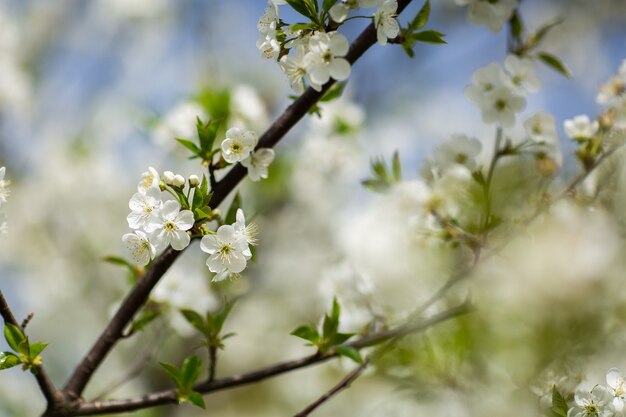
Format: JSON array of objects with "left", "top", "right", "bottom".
[
  {"left": 200, "top": 225, "right": 250, "bottom": 282},
  {"left": 127, "top": 186, "right": 163, "bottom": 230},
  {"left": 433, "top": 134, "right": 482, "bottom": 172},
  {"left": 564, "top": 115, "right": 599, "bottom": 141},
  {"left": 122, "top": 230, "right": 156, "bottom": 266},
  {"left": 241, "top": 148, "right": 275, "bottom": 181},
  {"left": 233, "top": 208, "right": 259, "bottom": 249},
  {"left": 524, "top": 112, "right": 558, "bottom": 145},
  {"left": 280, "top": 46, "right": 312, "bottom": 93},
  {"left": 329, "top": 0, "right": 377, "bottom": 23},
  {"left": 374, "top": 0, "right": 400, "bottom": 46},
  {"left": 504, "top": 54, "right": 541, "bottom": 94},
  {"left": 475, "top": 85, "right": 526, "bottom": 128},
  {"left": 455, "top": 0, "right": 518, "bottom": 32},
  {"left": 145, "top": 200, "right": 194, "bottom": 251},
  {"left": 306, "top": 32, "right": 351, "bottom": 90},
  {"left": 607, "top": 368, "right": 626, "bottom": 412},
  {"left": 137, "top": 167, "right": 160, "bottom": 194},
  {"left": 0, "top": 167, "right": 9, "bottom": 206},
  {"left": 221, "top": 127, "right": 259, "bottom": 163},
  {"left": 568, "top": 386, "right": 613, "bottom": 417}
]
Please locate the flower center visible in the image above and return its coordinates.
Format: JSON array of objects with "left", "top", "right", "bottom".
[
  {"left": 585, "top": 403, "right": 599, "bottom": 416},
  {"left": 218, "top": 244, "right": 233, "bottom": 261},
  {"left": 231, "top": 143, "right": 242, "bottom": 153},
  {"left": 455, "top": 153, "right": 468, "bottom": 164},
  {"left": 164, "top": 221, "right": 176, "bottom": 231},
  {"left": 495, "top": 99, "right": 507, "bottom": 111},
  {"left": 322, "top": 51, "right": 333, "bottom": 63}
]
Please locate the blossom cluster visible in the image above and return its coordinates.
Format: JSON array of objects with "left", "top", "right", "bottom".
[
  {"left": 0, "top": 167, "right": 9, "bottom": 234},
  {"left": 597, "top": 59, "right": 626, "bottom": 131},
  {"left": 455, "top": 0, "right": 518, "bottom": 32},
  {"left": 122, "top": 167, "right": 195, "bottom": 266},
  {"left": 221, "top": 127, "right": 274, "bottom": 181},
  {"left": 257, "top": 0, "right": 400, "bottom": 93},
  {"left": 545, "top": 368, "right": 626, "bottom": 417},
  {"left": 465, "top": 55, "right": 540, "bottom": 128}
]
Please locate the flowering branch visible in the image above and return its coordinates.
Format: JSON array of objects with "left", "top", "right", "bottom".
[
  {"left": 0, "top": 290, "right": 60, "bottom": 408},
  {"left": 61, "top": 0, "right": 416, "bottom": 408}
]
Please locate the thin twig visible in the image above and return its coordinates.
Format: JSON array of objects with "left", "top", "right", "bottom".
[
  {"left": 61, "top": 0, "right": 417, "bottom": 404},
  {"left": 21, "top": 311, "right": 34, "bottom": 331},
  {"left": 0, "top": 290, "right": 61, "bottom": 407},
  {"left": 73, "top": 301, "right": 472, "bottom": 416},
  {"left": 208, "top": 345, "right": 217, "bottom": 383}
]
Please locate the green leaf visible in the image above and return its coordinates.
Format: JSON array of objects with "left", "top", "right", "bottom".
[
  {"left": 409, "top": 0, "right": 430, "bottom": 31},
  {"left": 210, "top": 301, "right": 236, "bottom": 336},
  {"left": 159, "top": 362, "right": 181, "bottom": 386},
  {"left": 286, "top": 0, "right": 315, "bottom": 20},
  {"left": 196, "top": 118, "right": 221, "bottom": 154},
  {"left": 334, "top": 346, "right": 363, "bottom": 364},
  {"left": 392, "top": 151, "right": 401, "bottom": 181},
  {"left": 361, "top": 179, "right": 390, "bottom": 193},
  {"left": 320, "top": 82, "right": 346, "bottom": 103},
  {"left": 180, "top": 309, "right": 207, "bottom": 335},
  {"left": 102, "top": 256, "right": 135, "bottom": 269},
  {"left": 0, "top": 352, "right": 21, "bottom": 370},
  {"left": 529, "top": 18, "right": 564, "bottom": 48},
  {"left": 180, "top": 355, "right": 202, "bottom": 388},
  {"left": 187, "top": 391, "right": 206, "bottom": 409},
  {"left": 225, "top": 193, "right": 242, "bottom": 225},
  {"left": 551, "top": 386, "right": 569, "bottom": 417},
  {"left": 17, "top": 339, "right": 30, "bottom": 356},
  {"left": 331, "top": 297, "right": 340, "bottom": 324},
  {"left": 131, "top": 310, "right": 162, "bottom": 333},
  {"left": 331, "top": 332, "right": 354, "bottom": 346},
  {"left": 413, "top": 30, "right": 447, "bottom": 44},
  {"left": 509, "top": 10, "right": 524, "bottom": 46},
  {"left": 322, "top": 0, "right": 335, "bottom": 12},
  {"left": 4, "top": 323, "right": 25, "bottom": 353},
  {"left": 176, "top": 138, "right": 202, "bottom": 156},
  {"left": 306, "top": 0, "right": 319, "bottom": 15},
  {"left": 29, "top": 343, "right": 47, "bottom": 358},
  {"left": 291, "top": 325, "right": 320, "bottom": 344},
  {"left": 537, "top": 52, "right": 570, "bottom": 77},
  {"left": 290, "top": 22, "right": 315, "bottom": 32}
]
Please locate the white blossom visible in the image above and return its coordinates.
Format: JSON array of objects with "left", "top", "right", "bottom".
[
  {"left": 374, "top": 0, "right": 400, "bottom": 46},
  {"left": 256, "top": 22, "right": 281, "bottom": 61},
  {"left": 163, "top": 170, "right": 175, "bottom": 185},
  {"left": 241, "top": 148, "right": 275, "bottom": 181},
  {"left": 233, "top": 208, "right": 259, "bottom": 249},
  {"left": 329, "top": 0, "right": 378, "bottom": 23},
  {"left": 172, "top": 174, "right": 185, "bottom": 188},
  {"left": 433, "top": 134, "right": 482, "bottom": 172},
  {"left": 455, "top": 0, "right": 518, "bottom": 32},
  {"left": 280, "top": 46, "right": 313, "bottom": 94},
  {"left": 221, "top": 127, "right": 259, "bottom": 163},
  {"left": 568, "top": 386, "right": 613, "bottom": 417},
  {"left": 473, "top": 85, "right": 526, "bottom": 128},
  {"left": 145, "top": 200, "right": 194, "bottom": 251},
  {"left": 504, "top": 54, "right": 541, "bottom": 94},
  {"left": 0, "top": 166, "right": 9, "bottom": 206},
  {"left": 188, "top": 174, "right": 199, "bottom": 187},
  {"left": 200, "top": 225, "right": 250, "bottom": 282},
  {"left": 523, "top": 112, "right": 558, "bottom": 145},
  {"left": 306, "top": 32, "right": 351, "bottom": 90},
  {"left": 564, "top": 115, "right": 599, "bottom": 141},
  {"left": 127, "top": 186, "right": 162, "bottom": 230},
  {"left": 465, "top": 63, "right": 506, "bottom": 103},
  {"left": 597, "top": 61, "right": 626, "bottom": 106},
  {"left": 122, "top": 231, "right": 156, "bottom": 266},
  {"left": 138, "top": 167, "right": 160, "bottom": 194},
  {"left": 607, "top": 368, "right": 626, "bottom": 412}
]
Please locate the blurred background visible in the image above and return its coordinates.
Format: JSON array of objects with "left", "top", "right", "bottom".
[{"left": 1, "top": 0, "right": 626, "bottom": 416}]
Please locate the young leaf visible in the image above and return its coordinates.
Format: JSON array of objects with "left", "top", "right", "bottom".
[
  {"left": 286, "top": 0, "right": 315, "bottom": 20},
  {"left": 537, "top": 52, "right": 570, "bottom": 77},
  {"left": 320, "top": 82, "right": 346, "bottom": 103},
  {"left": 187, "top": 391, "right": 206, "bottom": 409},
  {"left": 211, "top": 300, "right": 236, "bottom": 336},
  {"left": 180, "top": 355, "right": 202, "bottom": 389},
  {"left": 196, "top": 118, "right": 221, "bottom": 155},
  {"left": 331, "top": 332, "right": 354, "bottom": 346},
  {"left": 551, "top": 386, "right": 569, "bottom": 417},
  {"left": 4, "top": 323, "right": 26, "bottom": 353},
  {"left": 176, "top": 138, "right": 202, "bottom": 156},
  {"left": 413, "top": 30, "right": 447, "bottom": 44},
  {"left": 291, "top": 325, "right": 321, "bottom": 344},
  {"left": 392, "top": 151, "right": 401, "bottom": 181},
  {"left": 0, "top": 352, "right": 20, "bottom": 370},
  {"left": 322, "top": 0, "right": 335, "bottom": 12},
  {"left": 409, "top": 0, "right": 430, "bottom": 31},
  {"left": 225, "top": 193, "right": 242, "bottom": 225},
  {"left": 331, "top": 297, "right": 341, "bottom": 325},
  {"left": 529, "top": 18, "right": 564, "bottom": 49},
  {"left": 334, "top": 345, "right": 364, "bottom": 364},
  {"left": 509, "top": 10, "right": 524, "bottom": 46},
  {"left": 159, "top": 362, "right": 182, "bottom": 386},
  {"left": 130, "top": 310, "right": 162, "bottom": 333},
  {"left": 361, "top": 179, "right": 390, "bottom": 193},
  {"left": 180, "top": 309, "right": 207, "bottom": 335},
  {"left": 28, "top": 343, "right": 47, "bottom": 358}
]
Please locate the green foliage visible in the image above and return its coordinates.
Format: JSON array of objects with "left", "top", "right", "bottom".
[
  {"left": 191, "top": 174, "right": 213, "bottom": 222},
  {"left": 129, "top": 308, "right": 162, "bottom": 334},
  {"left": 180, "top": 300, "right": 237, "bottom": 350},
  {"left": 176, "top": 117, "right": 221, "bottom": 168},
  {"left": 537, "top": 52, "right": 571, "bottom": 77},
  {"left": 159, "top": 355, "right": 205, "bottom": 409},
  {"left": 401, "top": 1, "right": 446, "bottom": 58},
  {"left": 102, "top": 256, "right": 142, "bottom": 282},
  {"left": 196, "top": 88, "right": 231, "bottom": 124},
  {"left": 361, "top": 151, "right": 402, "bottom": 193},
  {"left": 322, "top": 0, "right": 335, "bottom": 13},
  {"left": 550, "top": 386, "right": 569, "bottom": 417},
  {"left": 286, "top": 0, "right": 319, "bottom": 23},
  {"left": 2, "top": 323, "right": 48, "bottom": 373},
  {"left": 291, "top": 298, "right": 362, "bottom": 363}
]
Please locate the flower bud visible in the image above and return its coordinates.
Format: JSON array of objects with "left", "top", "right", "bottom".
[
  {"left": 172, "top": 174, "right": 185, "bottom": 188},
  {"left": 188, "top": 174, "right": 200, "bottom": 187},
  {"left": 163, "top": 171, "right": 175, "bottom": 185}
]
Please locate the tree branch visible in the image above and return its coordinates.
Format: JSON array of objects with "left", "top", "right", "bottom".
[
  {"left": 72, "top": 301, "right": 472, "bottom": 416},
  {"left": 61, "top": 0, "right": 415, "bottom": 403},
  {"left": 0, "top": 290, "right": 61, "bottom": 408}
]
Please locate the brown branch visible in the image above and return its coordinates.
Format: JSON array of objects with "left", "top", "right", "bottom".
[
  {"left": 293, "top": 360, "right": 369, "bottom": 417},
  {"left": 73, "top": 301, "right": 472, "bottom": 416},
  {"left": 61, "top": 0, "right": 415, "bottom": 404},
  {"left": 0, "top": 290, "right": 61, "bottom": 408}
]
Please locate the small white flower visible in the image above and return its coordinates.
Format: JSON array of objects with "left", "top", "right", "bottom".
[
  {"left": 172, "top": 174, "right": 185, "bottom": 188},
  {"left": 200, "top": 225, "right": 250, "bottom": 282},
  {"left": 127, "top": 186, "right": 163, "bottom": 230},
  {"left": 597, "top": 71, "right": 626, "bottom": 106},
  {"left": 329, "top": 0, "right": 378, "bottom": 23},
  {"left": 233, "top": 208, "right": 259, "bottom": 249},
  {"left": 145, "top": 200, "right": 194, "bottom": 251},
  {"left": 188, "top": 174, "right": 199, "bottom": 187},
  {"left": 504, "top": 54, "right": 541, "bottom": 94},
  {"left": 475, "top": 85, "right": 526, "bottom": 128},
  {"left": 280, "top": 47, "right": 313, "bottom": 94},
  {"left": 163, "top": 170, "right": 175, "bottom": 185},
  {"left": 465, "top": 63, "right": 506, "bottom": 103},
  {"left": 258, "top": 1, "right": 280, "bottom": 35},
  {"left": 306, "top": 31, "right": 351, "bottom": 90},
  {"left": 433, "top": 134, "right": 482, "bottom": 172},
  {"left": 568, "top": 386, "right": 613, "bottom": 417},
  {"left": 241, "top": 148, "right": 275, "bottom": 182},
  {"left": 524, "top": 112, "right": 558, "bottom": 145},
  {"left": 256, "top": 22, "right": 281, "bottom": 61},
  {"left": 456, "top": 0, "right": 518, "bottom": 32},
  {"left": 122, "top": 231, "right": 156, "bottom": 266},
  {"left": 0, "top": 167, "right": 10, "bottom": 206},
  {"left": 607, "top": 368, "right": 626, "bottom": 412},
  {"left": 564, "top": 115, "right": 599, "bottom": 141},
  {"left": 138, "top": 166, "right": 160, "bottom": 194},
  {"left": 221, "top": 127, "right": 259, "bottom": 163},
  {"left": 374, "top": 0, "right": 400, "bottom": 45}
]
